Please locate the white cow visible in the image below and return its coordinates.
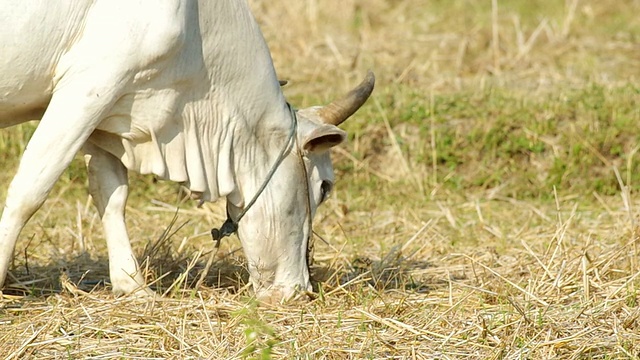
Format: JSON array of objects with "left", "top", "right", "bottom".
[{"left": 0, "top": 0, "right": 374, "bottom": 301}]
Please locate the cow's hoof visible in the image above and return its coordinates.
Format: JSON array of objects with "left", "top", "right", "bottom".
[
  {"left": 255, "top": 286, "right": 312, "bottom": 305},
  {"left": 112, "top": 285, "right": 155, "bottom": 298},
  {"left": 110, "top": 276, "right": 155, "bottom": 298},
  {"left": 131, "top": 286, "right": 156, "bottom": 298}
]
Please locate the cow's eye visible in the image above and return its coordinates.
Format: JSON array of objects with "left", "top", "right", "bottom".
[{"left": 320, "top": 181, "right": 333, "bottom": 203}]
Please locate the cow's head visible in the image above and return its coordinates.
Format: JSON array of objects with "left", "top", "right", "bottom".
[{"left": 225, "top": 72, "right": 374, "bottom": 303}]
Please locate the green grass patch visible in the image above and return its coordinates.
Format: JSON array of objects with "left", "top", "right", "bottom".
[{"left": 337, "top": 82, "right": 640, "bottom": 205}]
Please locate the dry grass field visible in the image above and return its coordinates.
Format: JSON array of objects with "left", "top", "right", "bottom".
[{"left": 2, "top": 0, "right": 640, "bottom": 358}]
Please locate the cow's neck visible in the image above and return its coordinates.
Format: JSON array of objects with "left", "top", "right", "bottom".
[
  {"left": 185, "top": 0, "right": 291, "bottom": 204},
  {"left": 198, "top": 0, "right": 284, "bottom": 108}
]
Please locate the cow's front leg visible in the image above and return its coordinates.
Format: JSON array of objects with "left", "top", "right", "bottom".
[
  {"left": 0, "top": 75, "right": 128, "bottom": 291},
  {"left": 84, "top": 142, "right": 152, "bottom": 297}
]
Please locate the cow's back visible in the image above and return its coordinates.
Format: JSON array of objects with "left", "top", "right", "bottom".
[{"left": 0, "top": 2, "right": 92, "bottom": 126}]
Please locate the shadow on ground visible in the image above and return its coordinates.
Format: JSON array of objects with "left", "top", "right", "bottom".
[
  {"left": 3, "top": 216, "right": 450, "bottom": 298},
  {"left": 3, "top": 248, "right": 448, "bottom": 299}
]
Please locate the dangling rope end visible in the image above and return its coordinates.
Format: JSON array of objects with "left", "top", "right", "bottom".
[{"left": 211, "top": 218, "right": 238, "bottom": 248}]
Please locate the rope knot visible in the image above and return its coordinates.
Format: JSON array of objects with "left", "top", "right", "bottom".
[{"left": 211, "top": 218, "right": 238, "bottom": 248}]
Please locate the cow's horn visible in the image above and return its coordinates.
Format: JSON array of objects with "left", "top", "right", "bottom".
[{"left": 319, "top": 71, "right": 375, "bottom": 126}]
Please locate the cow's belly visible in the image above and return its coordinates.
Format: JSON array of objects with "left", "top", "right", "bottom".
[{"left": 0, "top": 1, "right": 93, "bottom": 127}]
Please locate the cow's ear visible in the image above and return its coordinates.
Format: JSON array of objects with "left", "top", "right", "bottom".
[{"left": 300, "top": 124, "right": 347, "bottom": 153}]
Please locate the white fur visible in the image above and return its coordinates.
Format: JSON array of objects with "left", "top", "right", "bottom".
[{"left": 0, "top": 0, "right": 350, "bottom": 301}]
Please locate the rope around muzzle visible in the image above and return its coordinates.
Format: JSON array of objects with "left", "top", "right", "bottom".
[{"left": 210, "top": 103, "right": 299, "bottom": 247}]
